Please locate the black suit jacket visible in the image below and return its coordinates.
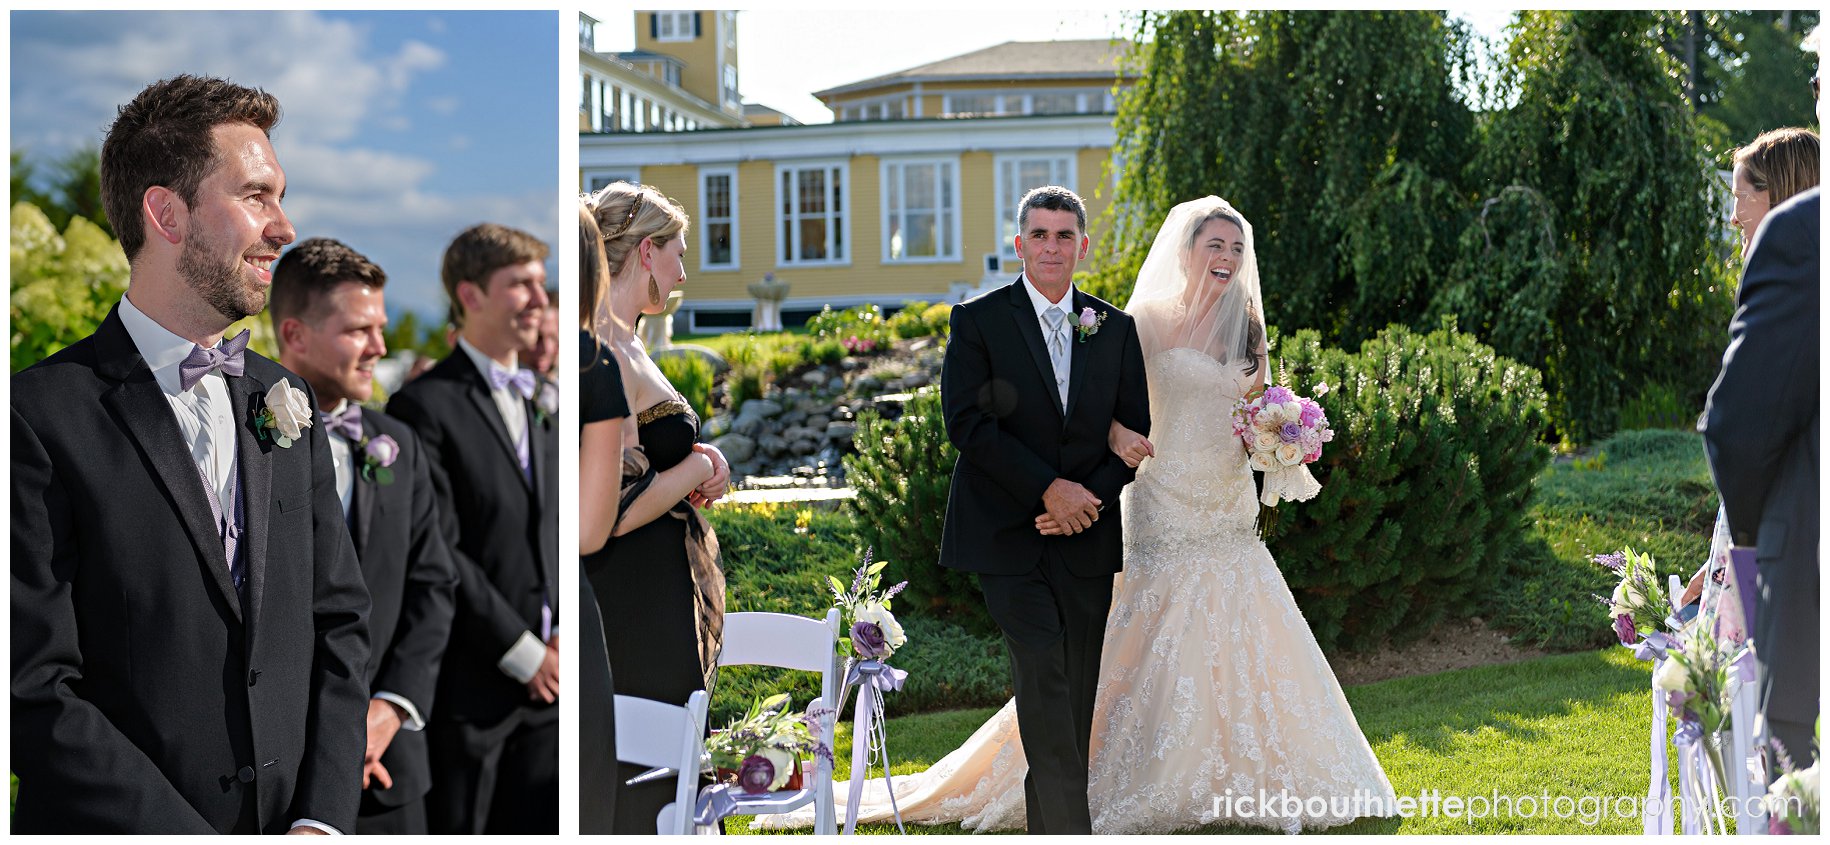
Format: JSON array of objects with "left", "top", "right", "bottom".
[
  {"left": 1701, "top": 187, "right": 1819, "bottom": 730},
  {"left": 348, "top": 408, "right": 458, "bottom": 809},
  {"left": 387, "top": 349, "right": 558, "bottom": 726},
  {"left": 11, "top": 305, "right": 372, "bottom": 833},
  {"left": 939, "top": 280, "right": 1151, "bottom": 577}
]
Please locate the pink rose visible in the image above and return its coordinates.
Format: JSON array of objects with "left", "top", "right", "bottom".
[{"left": 1078, "top": 307, "right": 1097, "bottom": 328}]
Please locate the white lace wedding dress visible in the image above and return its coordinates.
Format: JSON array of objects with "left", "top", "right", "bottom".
[{"left": 758, "top": 348, "right": 1395, "bottom": 833}]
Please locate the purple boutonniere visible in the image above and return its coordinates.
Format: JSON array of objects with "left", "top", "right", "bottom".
[
  {"left": 1074, "top": 306, "right": 1107, "bottom": 343},
  {"left": 359, "top": 434, "right": 399, "bottom": 485}
]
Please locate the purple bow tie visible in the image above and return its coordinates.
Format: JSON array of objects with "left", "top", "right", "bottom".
[
  {"left": 320, "top": 405, "right": 363, "bottom": 441},
  {"left": 178, "top": 329, "right": 250, "bottom": 392},
  {"left": 488, "top": 364, "right": 537, "bottom": 400}
]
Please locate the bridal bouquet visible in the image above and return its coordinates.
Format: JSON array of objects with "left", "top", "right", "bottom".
[
  {"left": 705, "top": 693, "right": 834, "bottom": 794},
  {"left": 1232, "top": 384, "right": 1332, "bottom": 507},
  {"left": 826, "top": 548, "right": 909, "bottom": 660}
]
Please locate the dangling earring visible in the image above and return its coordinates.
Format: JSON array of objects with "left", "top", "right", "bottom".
[{"left": 648, "top": 277, "right": 662, "bottom": 306}]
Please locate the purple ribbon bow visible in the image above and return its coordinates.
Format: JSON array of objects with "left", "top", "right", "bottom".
[
  {"left": 488, "top": 364, "right": 537, "bottom": 400},
  {"left": 178, "top": 329, "right": 250, "bottom": 391},
  {"left": 845, "top": 658, "right": 908, "bottom": 693},
  {"left": 1631, "top": 630, "right": 1676, "bottom": 662},
  {"left": 320, "top": 405, "right": 363, "bottom": 441}
]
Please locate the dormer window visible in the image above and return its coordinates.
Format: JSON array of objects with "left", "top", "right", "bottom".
[{"left": 654, "top": 11, "right": 697, "bottom": 42}]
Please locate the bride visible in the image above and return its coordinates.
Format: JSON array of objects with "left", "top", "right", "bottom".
[{"left": 760, "top": 197, "right": 1395, "bottom": 834}]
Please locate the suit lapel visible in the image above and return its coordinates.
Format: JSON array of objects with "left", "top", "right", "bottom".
[
  {"left": 454, "top": 354, "right": 527, "bottom": 482},
  {"left": 352, "top": 411, "right": 380, "bottom": 558},
  {"left": 226, "top": 369, "right": 274, "bottom": 630},
  {"left": 526, "top": 396, "right": 548, "bottom": 506},
  {"left": 93, "top": 309, "right": 242, "bottom": 622},
  {"left": 1006, "top": 280, "right": 1064, "bottom": 422},
  {"left": 1063, "top": 289, "right": 1093, "bottom": 423}
]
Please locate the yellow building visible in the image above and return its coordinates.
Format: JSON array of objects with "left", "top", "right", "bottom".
[
  {"left": 580, "top": 17, "right": 1134, "bottom": 332},
  {"left": 580, "top": 12, "right": 754, "bottom": 143}
]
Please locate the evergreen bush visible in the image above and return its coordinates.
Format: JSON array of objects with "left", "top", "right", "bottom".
[
  {"left": 1265, "top": 320, "right": 1551, "bottom": 651},
  {"left": 653, "top": 353, "right": 713, "bottom": 421}
]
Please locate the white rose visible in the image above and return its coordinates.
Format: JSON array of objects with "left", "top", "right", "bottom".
[
  {"left": 1611, "top": 579, "right": 1643, "bottom": 611},
  {"left": 1254, "top": 429, "right": 1281, "bottom": 451},
  {"left": 265, "top": 378, "right": 313, "bottom": 442},
  {"left": 759, "top": 746, "right": 796, "bottom": 790},
  {"left": 856, "top": 601, "right": 906, "bottom": 651},
  {"left": 1795, "top": 762, "right": 1818, "bottom": 799},
  {"left": 1651, "top": 656, "right": 1692, "bottom": 693},
  {"left": 1275, "top": 443, "right": 1303, "bottom": 466},
  {"left": 1249, "top": 451, "right": 1276, "bottom": 473}
]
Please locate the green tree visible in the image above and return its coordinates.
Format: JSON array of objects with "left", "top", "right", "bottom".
[
  {"left": 1454, "top": 10, "right": 1735, "bottom": 441},
  {"left": 1089, "top": 10, "right": 1480, "bottom": 349},
  {"left": 11, "top": 145, "right": 112, "bottom": 238},
  {"left": 1698, "top": 11, "right": 1821, "bottom": 159}
]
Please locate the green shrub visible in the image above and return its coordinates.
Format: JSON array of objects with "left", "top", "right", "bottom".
[
  {"left": 1617, "top": 381, "right": 1699, "bottom": 432},
  {"left": 725, "top": 362, "right": 766, "bottom": 412},
  {"left": 806, "top": 304, "right": 894, "bottom": 347},
  {"left": 888, "top": 301, "right": 935, "bottom": 339},
  {"left": 1265, "top": 320, "right": 1552, "bottom": 652},
  {"left": 767, "top": 347, "right": 803, "bottom": 380},
  {"left": 920, "top": 303, "right": 954, "bottom": 337},
  {"left": 842, "top": 388, "right": 994, "bottom": 634},
  {"left": 652, "top": 353, "right": 713, "bottom": 421},
  {"left": 810, "top": 340, "right": 845, "bottom": 366}
]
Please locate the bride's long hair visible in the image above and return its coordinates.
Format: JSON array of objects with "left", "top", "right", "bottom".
[{"left": 1123, "top": 196, "right": 1266, "bottom": 375}]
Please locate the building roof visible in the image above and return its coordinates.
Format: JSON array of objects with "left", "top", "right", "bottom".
[
  {"left": 742, "top": 102, "right": 800, "bottom": 124},
  {"left": 816, "top": 39, "right": 1132, "bottom": 99}
]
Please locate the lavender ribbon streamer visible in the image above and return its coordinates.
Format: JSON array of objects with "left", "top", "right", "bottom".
[
  {"left": 1674, "top": 718, "right": 1707, "bottom": 835},
  {"left": 840, "top": 659, "right": 906, "bottom": 835},
  {"left": 693, "top": 783, "right": 740, "bottom": 827},
  {"left": 1644, "top": 659, "right": 1674, "bottom": 834}
]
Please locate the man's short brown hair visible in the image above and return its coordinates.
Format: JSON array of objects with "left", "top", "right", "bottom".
[
  {"left": 441, "top": 223, "right": 549, "bottom": 326},
  {"left": 100, "top": 74, "right": 282, "bottom": 261},
  {"left": 268, "top": 238, "right": 387, "bottom": 333}
]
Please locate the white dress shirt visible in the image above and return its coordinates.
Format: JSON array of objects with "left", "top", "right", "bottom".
[
  {"left": 453, "top": 337, "right": 548, "bottom": 684},
  {"left": 321, "top": 400, "right": 426, "bottom": 734},
  {"left": 1021, "top": 274, "right": 1075, "bottom": 409},
  {"left": 119, "top": 295, "right": 341, "bottom": 836}
]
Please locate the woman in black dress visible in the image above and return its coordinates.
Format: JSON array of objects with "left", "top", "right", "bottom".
[{"left": 584, "top": 182, "right": 731, "bottom": 833}]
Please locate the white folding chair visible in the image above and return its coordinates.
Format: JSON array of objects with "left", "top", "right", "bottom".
[
  {"left": 715, "top": 608, "right": 842, "bottom": 834},
  {"left": 614, "top": 690, "right": 709, "bottom": 835}
]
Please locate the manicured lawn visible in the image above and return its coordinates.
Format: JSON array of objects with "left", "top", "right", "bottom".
[{"left": 734, "top": 648, "right": 1694, "bottom": 834}]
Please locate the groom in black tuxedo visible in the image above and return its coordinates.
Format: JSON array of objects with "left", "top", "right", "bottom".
[
  {"left": 11, "top": 75, "right": 371, "bottom": 833},
  {"left": 1701, "top": 185, "right": 1819, "bottom": 763},
  {"left": 271, "top": 238, "right": 460, "bottom": 833},
  {"left": 939, "top": 186, "right": 1151, "bottom": 834},
  {"left": 387, "top": 223, "right": 558, "bottom": 833}
]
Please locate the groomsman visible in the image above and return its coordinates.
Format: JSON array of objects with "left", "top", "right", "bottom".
[
  {"left": 388, "top": 223, "right": 558, "bottom": 833},
  {"left": 270, "top": 238, "right": 460, "bottom": 833},
  {"left": 11, "top": 75, "right": 371, "bottom": 833}
]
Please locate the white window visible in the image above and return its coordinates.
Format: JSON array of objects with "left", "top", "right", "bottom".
[
  {"left": 995, "top": 154, "right": 1077, "bottom": 263},
  {"left": 1031, "top": 91, "right": 1079, "bottom": 115},
  {"left": 722, "top": 66, "right": 739, "bottom": 108},
  {"left": 945, "top": 93, "right": 999, "bottom": 116},
  {"left": 654, "top": 11, "right": 695, "bottom": 42},
  {"left": 776, "top": 162, "right": 848, "bottom": 266},
  {"left": 579, "top": 72, "right": 591, "bottom": 112},
  {"left": 882, "top": 158, "right": 960, "bottom": 263},
  {"left": 700, "top": 168, "right": 739, "bottom": 270},
  {"left": 585, "top": 170, "right": 641, "bottom": 194}
]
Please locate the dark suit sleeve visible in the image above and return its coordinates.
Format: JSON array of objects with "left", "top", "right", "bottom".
[
  {"left": 10, "top": 407, "right": 217, "bottom": 833},
  {"left": 290, "top": 396, "right": 374, "bottom": 831},
  {"left": 388, "top": 389, "right": 533, "bottom": 658},
  {"left": 1083, "top": 315, "right": 1152, "bottom": 505},
  {"left": 942, "top": 303, "right": 1059, "bottom": 507},
  {"left": 1701, "top": 198, "right": 1820, "bottom": 546},
  {"left": 370, "top": 429, "right": 459, "bottom": 716}
]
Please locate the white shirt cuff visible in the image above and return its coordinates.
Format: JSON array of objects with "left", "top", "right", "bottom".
[
  {"left": 497, "top": 631, "right": 546, "bottom": 684},
  {"left": 373, "top": 692, "right": 426, "bottom": 732},
  {"left": 291, "top": 819, "right": 341, "bottom": 835}
]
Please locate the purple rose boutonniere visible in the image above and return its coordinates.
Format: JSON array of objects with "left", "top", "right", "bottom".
[
  {"left": 360, "top": 434, "right": 400, "bottom": 485},
  {"left": 1074, "top": 306, "right": 1107, "bottom": 343}
]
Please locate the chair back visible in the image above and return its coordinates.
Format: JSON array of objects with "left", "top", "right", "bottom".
[{"left": 613, "top": 690, "right": 708, "bottom": 834}]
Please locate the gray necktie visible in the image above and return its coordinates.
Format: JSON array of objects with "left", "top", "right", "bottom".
[
  {"left": 1043, "top": 305, "right": 1068, "bottom": 411},
  {"left": 190, "top": 396, "right": 243, "bottom": 590}
]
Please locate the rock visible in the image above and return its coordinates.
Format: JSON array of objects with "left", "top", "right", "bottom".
[
  {"left": 731, "top": 414, "right": 766, "bottom": 437},
  {"left": 740, "top": 398, "right": 784, "bottom": 420},
  {"left": 779, "top": 409, "right": 808, "bottom": 428},
  {"left": 800, "top": 370, "right": 827, "bottom": 387},
  {"left": 827, "top": 377, "right": 847, "bottom": 393},
  {"left": 884, "top": 377, "right": 907, "bottom": 392},
  {"left": 853, "top": 375, "right": 882, "bottom": 394},
  {"left": 704, "top": 413, "right": 733, "bottom": 439},
  {"left": 825, "top": 421, "right": 857, "bottom": 445},
  {"left": 790, "top": 439, "right": 819, "bottom": 456},
  {"left": 732, "top": 460, "right": 761, "bottom": 479},
  {"left": 650, "top": 344, "right": 729, "bottom": 376},
  {"left": 903, "top": 369, "right": 931, "bottom": 388},
  {"left": 795, "top": 397, "right": 825, "bottom": 415},
  {"left": 759, "top": 434, "right": 789, "bottom": 458},
  {"left": 806, "top": 414, "right": 830, "bottom": 430},
  {"left": 841, "top": 358, "right": 866, "bottom": 371},
  {"left": 781, "top": 425, "right": 820, "bottom": 443},
  {"left": 710, "top": 433, "right": 756, "bottom": 464},
  {"left": 782, "top": 387, "right": 805, "bottom": 403}
]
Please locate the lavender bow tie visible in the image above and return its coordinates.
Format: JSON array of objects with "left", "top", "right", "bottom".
[
  {"left": 178, "top": 329, "right": 250, "bottom": 392},
  {"left": 488, "top": 364, "right": 537, "bottom": 400},
  {"left": 320, "top": 405, "right": 363, "bottom": 441}
]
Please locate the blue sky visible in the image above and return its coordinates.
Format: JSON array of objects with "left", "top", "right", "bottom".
[{"left": 11, "top": 10, "right": 560, "bottom": 323}]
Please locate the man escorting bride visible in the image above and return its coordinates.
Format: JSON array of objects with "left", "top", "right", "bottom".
[{"left": 764, "top": 191, "right": 1393, "bottom": 834}]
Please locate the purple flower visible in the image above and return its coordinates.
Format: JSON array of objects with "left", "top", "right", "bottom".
[
  {"left": 365, "top": 434, "right": 400, "bottom": 468},
  {"left": 737, "top": 755, "right": 776, "bottom": 794},
  {"left": 1769, "top": 817, "right": 1793, "bottom": 836},
  {"left": 1078, "top": 307, "right": 1098, "bottom": 328},
  {"left": 1664, "top": 688, "right": 1691, "bottom": 713},
  {"left": 851, "top": 621, "right": 890, "bottom": 658},
  {"left": 1591, "top": 551, "right": 1626, "bottom": 572},
  {"left": 1298, "top": 398, "right": 1324, "bottom": 427},
  {"left": 1279, "top": 422, "right": 1303, "bottom": 443},
  {"left": 1261, "top": 385, "right": 1295, "bottom": 406},
  {"left": 1613, "top": 614, "right": 1638, "bottom": 646}
]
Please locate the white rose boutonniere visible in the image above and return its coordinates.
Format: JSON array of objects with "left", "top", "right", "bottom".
[
  {"left": 256, "top": 378, "right": 314, "bottom": 448},
  {"left": 535, "top": 380, "right": 558, "bottom": 427}
]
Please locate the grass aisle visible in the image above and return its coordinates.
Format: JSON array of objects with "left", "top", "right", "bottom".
[{"left": 734, "top": 648, "right": 1671, "bottom": 835}]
